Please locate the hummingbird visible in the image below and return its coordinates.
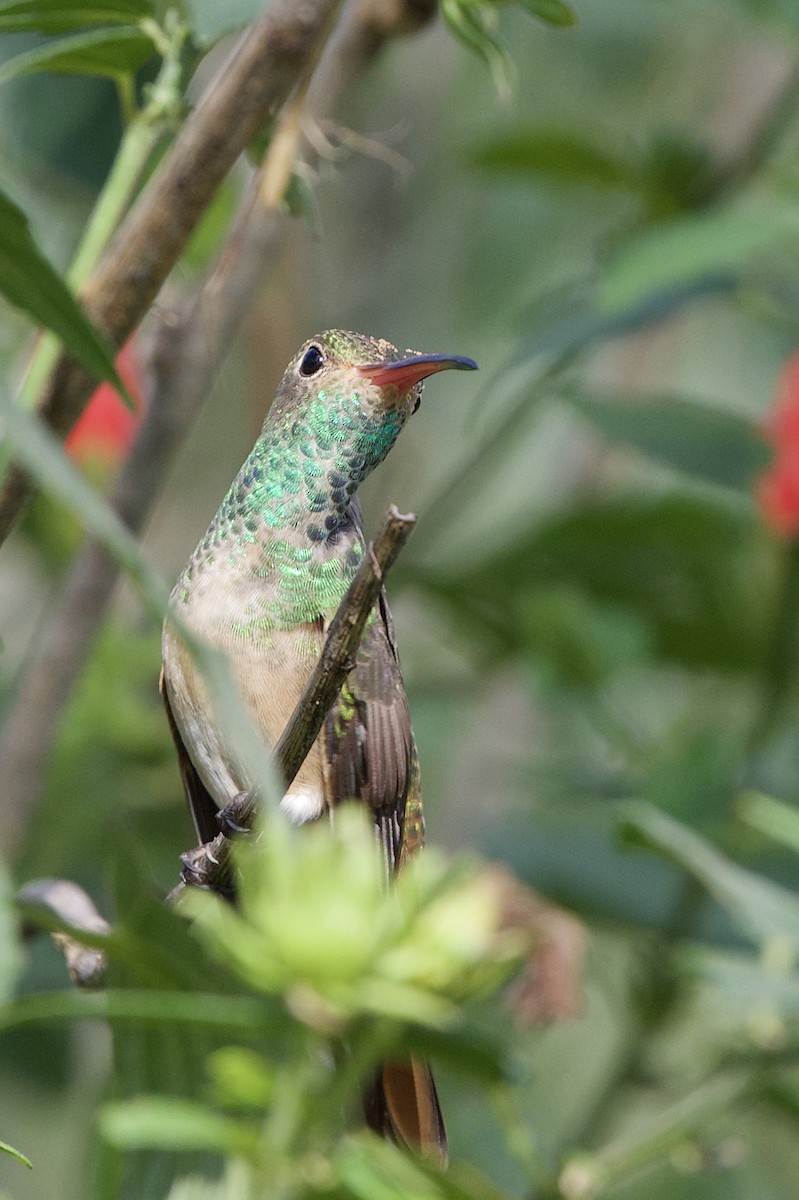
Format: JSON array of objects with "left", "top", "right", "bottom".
[{"left": 160, "top": 329, "right": 477, "bottom": 1163}]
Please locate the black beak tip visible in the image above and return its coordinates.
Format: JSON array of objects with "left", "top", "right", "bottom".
[{"left": 450, "top": 355, "right": 478, "bottom": 372}]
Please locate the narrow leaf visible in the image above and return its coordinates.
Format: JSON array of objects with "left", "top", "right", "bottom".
[
  {"left": 601, "top": 205, "right": 799, "bottom": 313},
  {"left": 561, "top": 386, "right": 770, "bottom": 491},
  {"left": 0, "top": 0, "right": 152, "bottom": 33},
  {"left": 0, "top": 189, "right": 126, "bottom": 395},
  {"left": 471, "top": 130, "right": 636, "bottom": 190},
  {"left": 100, "top": 1097, "right": 255, "bottom": 1153},
  {"left": 518, "top": 0, "right": 578, "bottom": 27},
  {"left": 0, "top": 1138, "right": 32, "bottom": 1168},
  {"left": 0, "top": 27, "right": 155, "bottom": 83},
  {"left": 0, "top": 988, "right": 273, "bottom": 1032},
  {"left": 620, "top": 801, "right": 799, "bottom": 950},
  {"left": 0, "top": 854, "right": 21, "bottom": 1005}
]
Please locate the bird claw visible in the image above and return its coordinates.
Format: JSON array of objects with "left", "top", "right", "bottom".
[
  {"left": 179, "top": 846, "right": 212, "bottom": 888},
  {"left": 179, "top": 847, "right": 236, "bottom": 899},
  {"left": 216, "top": 791, "right": 253, "bottom": 838}
]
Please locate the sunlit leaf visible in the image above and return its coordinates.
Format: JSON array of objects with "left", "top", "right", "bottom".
[
  {"left": 561, "top": 386, "right": 770, "bottom": 491},
  {"left": 0, "top": 0, "right": 152, "bottom": 32},
  {"left": 0, "top": 27, "right": 156, "bottom": 83},
  {"left": 0, "top": 1138, "right": 31, "bottom": 1168},
  {"left": 0, "top": 190, "right": 127, "bottom": 396},
  {"left": 738, "top": 791, "right": 799, "bottom": 856},
  {"left": 100, "top": 1097, "right": 256, "bottom": 1153},
  {"left": 206, "top": 1047, "right": 274, "bottom": 1111}
]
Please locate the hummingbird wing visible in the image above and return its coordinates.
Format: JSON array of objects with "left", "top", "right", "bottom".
[
  {"left": 323, "top": 496, "right": 414, "bottom": 873},
  {"left": 324, "top": 594, "right": 413, "bottom": 875},
  {"left": 324, "top": 506, "right": 447, "bottom": 1163},
  {"left": 160, "top": 668, "right": 222, "bottom": 844},
  {"left": 363, "top": 1059, "right": 447, "bottom": 1164}
]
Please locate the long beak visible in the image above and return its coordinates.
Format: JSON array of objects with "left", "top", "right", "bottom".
[{"left": 356, "top": 352, "right": 478, "bottom": 391}]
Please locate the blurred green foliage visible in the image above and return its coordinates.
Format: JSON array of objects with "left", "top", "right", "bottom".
[{"left": 5, "top": 0, "right": 799, "bottom": 1198}]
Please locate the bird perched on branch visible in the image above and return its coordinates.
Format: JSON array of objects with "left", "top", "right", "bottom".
[{"left": 161, "top": 329, "right": 477, "bottom": 1163}]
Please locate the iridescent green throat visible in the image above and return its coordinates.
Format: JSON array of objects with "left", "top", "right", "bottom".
[{"left": 176, "top": 383, "right": 406, "bottom": 631}]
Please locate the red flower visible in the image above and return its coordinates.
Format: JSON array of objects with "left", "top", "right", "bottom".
[
  {"left": 66, "top": 339, "right": 143, "bottom": 466},
  {"left": 757, "top": 352, "right": 799, "bottom": 538}
]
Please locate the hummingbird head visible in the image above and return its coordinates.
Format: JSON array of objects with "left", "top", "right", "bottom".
[
  {"left": 274, "top": 329, "right": 477, "bottom": 420},
  {"left": 261, "top": 331, "right": 477, "bottom": 538}
]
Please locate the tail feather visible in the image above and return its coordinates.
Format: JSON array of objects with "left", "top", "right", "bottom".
[{"left": 364, "top": 1057, "right": 447, "bottom": 1166}]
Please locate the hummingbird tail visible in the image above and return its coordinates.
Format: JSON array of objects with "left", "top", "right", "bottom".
[{"left": 363, "top": 1057, "right": 447, "bottom": 1166}]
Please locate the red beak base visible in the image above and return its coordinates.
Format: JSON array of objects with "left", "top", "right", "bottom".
[{"left": 356, "top": 353, "right": 478, "bottom": 391}]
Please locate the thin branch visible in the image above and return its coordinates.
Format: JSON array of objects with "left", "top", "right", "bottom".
[
  {"left": 173, "top": 505, "right": 417, "bottom": 898},
  {"left": 0, "top": 0, "right": 343, "bottom": 546},
  {"left": 0, "top": 0, "right": 438, "bottom": 859}
]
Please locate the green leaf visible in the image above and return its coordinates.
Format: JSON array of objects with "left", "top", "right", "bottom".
[
  {"left": 620, "top": 801, "right": 799, "bottom": 950},
  {"left": 521, "top": 585, "right": 650, "bottom": 686},
  {"left": 0, "top": 1138, "right": 31, "bottom": 1168},
  {"left": 99, "top": 1097, "right": 256, "bottom": 1153},
  {"left": 206, "top": 1047, "right": 274, "bottom": 1111},
  {"left": 0, "top": 854, "right": 21, "bottom": 1006},
  {"left": 0, "top": 189, "right": 126, "bottom": 395},
  {"left": 336, "top": 1132, "right": 512, "bottom": 1200},
  {"left": 517, "top": 0, "right": 577, "bottom": 27},
  {"left": 600, "top": 204, "right": 799, "bottom": 313},
  {"left": 0, "top": 392, "right": 163, "bottom": 596},
  {"left": 0, "top": 0, "right": 152, "bottom": 33},
  {"left": 561, "top": 387, "right": 771, "bottom": 491},
  {"left": 471, "top": 130, "right": 637, "bottom": 190},
  {"left": 427, "top": 495, "right": 767, "bottom": 673},
  {"left": 679, "top": 946, "right": 799, "bottom": 1021},
  {"left": 442, "top": 0, "right": 512, "bottom": 99},
  {"left": 184, "top": 0, "right": 271, "bottom": 45},
  {"left": 0, "top": 988, "right": 272, "bottom": 1032},
  {"left": 0, "top": 27, "right": 156, "bottom": 83},
  {"left": 737, "top": 791, "right": 799, "bottom": 856}
]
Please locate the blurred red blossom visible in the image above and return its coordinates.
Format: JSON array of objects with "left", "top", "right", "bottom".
[
  {"left": 66, "top": 339, "right": 143, "bottom": 468},
  {"left": 757, "top": 352, "right": 799, "bottom": 538}
]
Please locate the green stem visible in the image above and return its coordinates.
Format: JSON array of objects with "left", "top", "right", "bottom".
[{"left": 258, "top": 1037, "right": 325, "bottom": 1197}]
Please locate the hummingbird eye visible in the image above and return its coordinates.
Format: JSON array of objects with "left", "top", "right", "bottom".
[
  {"left": 412, "top": 393, "right": 422, "bottom": 414},
  {"left": 299, "top": 345, "right": 325, "bottom": 377}
]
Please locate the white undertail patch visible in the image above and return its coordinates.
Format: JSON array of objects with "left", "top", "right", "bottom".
[{"left": 280, "top": 784, "right": 325, "bottom": 825}]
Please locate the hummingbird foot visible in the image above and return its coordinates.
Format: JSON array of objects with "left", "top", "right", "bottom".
[
  {"left": 216, "top": 791, "right": 255, "bottom": 838},
  {"left": 179, "top": 845, "right": 236, "bottom": 899}
]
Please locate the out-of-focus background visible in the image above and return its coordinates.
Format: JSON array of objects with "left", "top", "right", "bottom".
[{"left": 5, "top": 0, "right": 799, "bottom": 1196}]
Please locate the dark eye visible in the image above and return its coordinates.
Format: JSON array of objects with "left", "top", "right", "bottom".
[
  {"left": 299, "top": 345, "right": 325, "bottom": 376},
  {"left": 412, "top": 394, "right": 422, "bottom": 414}
]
